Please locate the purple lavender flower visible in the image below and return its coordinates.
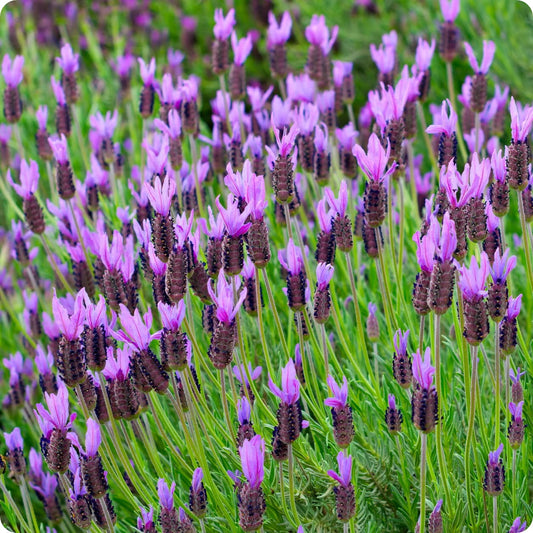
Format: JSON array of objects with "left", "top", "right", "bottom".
[
  {"left": 213, "top": 8, "right": 235, "bottom": 40},
  {"left": 137, "top": 506, "right": 155, "bottom": 532},
  {"left": 325, "top": 180, "right": 349, "bottom": 218},
  {"left": 239, "top": 434, "right": 265, "bottom": 488},
  {"left": 464, "top": 41, "right": 495, "bottom": 74},
  {"left": 509, "top": 401, "right": 523, "bottom": 422},
  {"left": 327, "top": 451, "right": 352, "bottom": 487},
  {"left": 457, "top": 253, "right": 489, "bottom": 301},
  {"left": 278, "top": 238, "right": 305, "bottom": 276},
  {"left": 370, "top": 43, "right": 395, "bottom": 75},
  {"left": 4, "top": 427, "right": 23, "bottom": 451},
  {"left": 231, "top": 32, "right": 253, "bottom": 65},
  {"left": 415, "top": 38, "right": 436, "bottom": 71},
  {"left": 412, "top": 347, "right": 435, "bottom": 390},
  {"left": 506, "top": 295, "right": 522, "bottom": 320},
  {"left": 48, "top": 134, "right": 69, "bottom": 163},
  {"left": 440, "top": 0, "right": 460, "bottom": 22},
  {"left": 426, "top": 99, "right": 457, "bottom": 136},
  {"left": 489, "top": 248, "right": 516, "bottom": 283},
  {"left": 305, "top": 15, "right": 338, "bottom": 55},
  {"left": 237, "top": 396, "right": 252, "bottom": 425},
  {"left": 7, "top": 159, "right": 39, "bottom": 200},
  {"left": 158, "top": 301, "right": 186, "bottom": 331},
  {"left": 509, "top": 517, "right": 527, "bottom": 533},
  {"left": 215, "top": 194, "right": 251, "bottom": 237},
  {"left": 509, "top": 96, "right": 533, "bottom": 142},
  {"left": 268, "top": 359, "right": 301, "bottom": 405},
  {"left": 157, "top": 479, "right": 176, "bottom": 511},
  {"left": 207, "top": 274, "right": 247, "bottom": 324},
  {"left": 353, "top": 133, "right": 396, "bottom": 182},
  {"left": 488, "top": 443, "right": 504, "bottom": 466},
  {"left": 138, "top": 58, "right": 156, "bottom": 86},
  {"left": 324, "top": 375, "right": 349, "bottom": 409},
  {"left": 144, "top": 175, "right": 176, "bottom": 217},
  {"left": 393, "top": 329, "right": 410, "bottom": 356},
  {"left": 102, "top": 346, "right": 131, "bottom": 381},
  {"left": 509, "top": 368, "right": 525, "bottom": 385},
  {"left": 35, "top": 384, "right": 76, "bottom": 432},
  {"left": 56, "top": 43, "right": 79, "bottom": 74},
  {"left": 267, "top": 11, "right": 292, "bottom": 49},
  {"left": 52, "top": 289, "right": 86, "bottom": 340},
  {"left": 233, "top": 363, "right": 262, "bottom": 387},
  {"left": 335, "top": 124, "right": 358, "bottom": 151},
  {"left": 113, "top": 304, "right": 160, "bottom": 352},
  {"left": 316, "top": 262, "right": 334, "bottom": 290},
  {"left": 2, "top": 54, "right": 24, "bottom": 87}
]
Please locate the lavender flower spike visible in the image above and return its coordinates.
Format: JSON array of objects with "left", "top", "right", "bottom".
[
  {"left": 393, "top": 329, "right": 409, "bottom": 356},
  {"left": 157, "top": 479, "right": 176, "bottom": 511},
  {"left": 214, "top": 8, "right": 236, "bottom": 40},
  {"left": 268, "top": 359, "right": 301, "bottom": 404},
  {"left": 207, "top": 274, "right": 247, "bottom": 324},
  {"left": 56, "top": 43, "right": 79, "bottom": 74},
  {"left": 2, "top": 54, "right": 24, "bottom": 87},
  {"left": 324, "top": 375, "right": 349, "bottom": 409},
  {"left": 35, "top": 384, "right": 76, "bottom": 432},
  {"left": 327, "top": 451, "right": 352, "bottom": 487},
  {"left": 509, "top": 517, "right": 527, "bottom": 533},
  {"left": 440, "top": 0, "right": 460, "bottom": 22},
  {"left": 464, "top": 41, "right": 495, "bottom": 74},
  {"left": 353, "top": 133, "right": 396, "bottom": 182},
  {"left": 113, "top": 304, "right": 160, "bottom": 352},
  {"left": 267, "top": 11, "right": 292, "bottom": 48},
  {"left": 239, "top": 434, "right": 265, "bottom": 488},
  {"left": 84, "top": 418, "right": 101, "bottom": 457},
  {"left": 52, "top": 288, "right": 86, "bottom": 340}
]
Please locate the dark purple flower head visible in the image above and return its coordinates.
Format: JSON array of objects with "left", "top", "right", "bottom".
[
  {"left": 51, "top": 76, "right": 66, "bottom": 105},
  {"left": 489, "top": 248, "right": 516, "bottom": 282},
  {"left": 415, "top": 38, "right": 436, "bottom": 71},
  {"left": 457, "top": 253, "right": 489, "bottom": 301},
  {"left": 412, "top": 347, "right": 435, "bottom": 390},
  {"left": 36, "top": 105, "right": 48, "bottom": 130},
  {"left": 237, "top": 396, "right": 251, "bottom": 424},
  {"left": 2, "top": 54, "right": 24, "bottom": 87},
  {"left": 267, "top": 11, "right": 292, "bottom": 49},
  {"left": 158, "top": 301, "right": 186, "bottom": 331},
  {"left": 35, "top": 384, "right": 75, "bottom": 432},
  {"left": 305, "top": 15, "right": 338, "bottom": 55},
  {"left": 208, "top": 274, "right": 247, "bottom": 323},
  {"left": 231, "top": 32, "right": 253, "bottom": 65},
  {"left": 56, "top": 43, "right": 79, "bottom": 74},
  {"left": 4, "top": 427, "right": 23, "bottom": 451},
  {"left": 509, "top": 517, "right": 528, "bottom": 533},
  {"left": 388, "top": 394, "right": 397, "bottom": 410},
  {"left": 327, "top": 451, "right": 352, "bottom": 488},
  {"left": 52, "top": 288, "right": 86, "bottom": 341},
  {"left": 233, "top": 363, "right": 262, "bottom": 387},
  {"left": 7, "top": 159, "right": 39, "bottom": 200},
  {"left": 137, "top": 506, "right": 155, "bottom": 531},
  {"left": 440, "top": 0, "right": 460, "bottom": 22},
  {"left": 324, "top": 375, "right": 349, "bottom": 409},
  {"left": 278, "top": 238, "right": 304, "bottom": 276},
  {"left": 113, "top": 304, "right": 160, "bottom": 352},
  {"left": 464, "top": 41, "right": 495, "bottom": 74},
  {"left": 510, "top": 96, "right": 533, "bottom": 142},
  {"left": 215, "top": 194, "right": 252, "bottom": 237},
  {"left": 213, "top": 8, "right": 235, "bottom": 40},
  {"left": 393, "top": 329, "right": 409, "bottom": 356},
  {"left": 506, "top": 295, "right": 522, "bottom": 320},
  {"left": 138, "top": 58, "right": 156, "bottom": 86},
  {"left": 509, "top": 368, "right": 525, "bottom": 385},
  {"left": 157, "top": 478, "right": 176, "bottom": 511},
  {"left": 316, "top": 262, "right": 334, "bottom": 290},
  {"left": 85, "top": 418, "right": 101, "bottom": 457},
  {"left": 353, "top": 133, "right": 396, "bottom": 183},
  {"left": 49, "top": 134, "right": 69, "bottom": 163},
  {"left": 103, "top": 345, "right": 131, "bottom": 381},
  {"left": 268, "top": 359, "right": 301, "bottom": 404},
  {"left": 509, "top": 401, "right": 523, "bottom": 422},
  {"left": 426, "top": 99, "right": 457, "bottom": 136},
  {"left": 239, "top": 435, "right": 265, "bottom": 489},
  {"left": 487, "top": 443, "right": 503, "bottom": 466}
]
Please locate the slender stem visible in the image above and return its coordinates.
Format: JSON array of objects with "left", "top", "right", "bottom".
[
  {"left": 220, "top": 368, "right": 236, "bottom": 443},
  {"left": 255, "top": 266, "right": 274, "bottom": 377},
  {"left": 101, "top": 499, "right": 116, "bottom": 532},
  {"left": 406, "top": 142, "right": 421, "bottom": 226},
  {"left": 517, "top": 191, "right": 533, "bottom": 292},
  {"left": 278, "top": 462, "right": 290, "bottom": 519},
  {"left": 283, "top": 203, "right": 293, "bottom": 241},
  {"left": 494, "top": 323, "right": 501, "bottom": 448},
  {"left": 474, "top": 113, "right": 481, "bottom": 154},
  {"left": 395, "top": 435, "right": 412, "bottom": 517},
  {"left": 419, "top": 433, "right": 428, "bottom": 533},
  {"left": 398, "top": 177, "right": 406, "bottom": 283},
  {"left": 492, "top": 497, "right": 497, "bottom": 533},
  {"left": 200, "top": 519, "right": 207, "bottom": 533},
  {"left": 376, "top": 230, "right": 397, "bottom": 330},
  {"left": 39, "top": 234, "right": 75, "bottom": 293},
  {"left": 262, "top": 269, "right": 290, "bottom": 358},
  {"left": 320, "top": 323, "right": 329, "bottom": 378},
  {"left": 0, "top": 478, "right": 32, "bottom": 533},
  {"left": 346, "top": 103, "right": 355, "bottom": 126},
  {"left": 287, "top": 444, "right": 299, "bottom": 521},
  {"left": 512, "top": 449, "right": 517, "bottom": 517},
  {"left": 343, "top": 523, "right": 350, "bottom": 533},
  {"left": 419, "top": 315, "right": 425, "bottom": 351},
  {"left": 504, "top": 357, "right": 510, "bottom": 423},
  {"left": 387, "top": 181, "right": 397, "bottom": 267},
  {"left": 20, "top": 479, "right": 39, "bottom": 533},
  {"left": 465, "top": 346, "right": 479, "bottom": 524}
]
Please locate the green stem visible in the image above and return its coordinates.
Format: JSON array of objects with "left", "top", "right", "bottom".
[
  {"left": 287, "top": 444, "right": 299, "bottom": 522},
  {"left": 255, "top": 266, "right": 274, "bottom": 377},
  {"left": 465, "top": 347, "right": 479, "bottom": 525},
  {"left": 220, "top": 369, "right": 236, "bottom": 443},
  {"left": 419, "top": 433, "right": 428, "bottom": 533},
  {"left": 395, "top": 435, "right": 412, "bottom": 519},
  {"left": 494, "top": 324, "right": 501, "bottom": 448},
  {"left": 512, "top": 449, "right": 517, "bottom": 517},
  {"left": 474, "top": 113, "right": 481, "bottom": 154},
  {"left": 492, "top": 497, "right": 497, "bottom": 533},
  {"left": 0, "top": 478, "right": 31, "bottom": 533},
  {"left": 517, "top": 191, "right": 533, "bottom": 292},
  {"left": 20, "top": 479, "right": 39, "bottom": 533},
  {"left": 262, "top": 269, "right": 290, "bottom": 358}
]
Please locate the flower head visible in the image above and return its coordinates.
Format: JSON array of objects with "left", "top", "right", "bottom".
[
  {"left": 327, "top": 451, "right": 352, "bottom": 487},
  {"left": 506, "top": 295, "right": 522, "bottom": 320},
  {"left": 464, "top": 41, "right": 495, "bottom": 74},
  {"left": 233, "top": 363, "right": 262, "bottom": 387},
  {"left": 239, "top": 435, "right": 265, "bottom": 489},
  {"left": 268, "top": 359, "right": 301, "bottom": 404},
  {"left": 144, "top": 175, "right": 175, "bottom": 217},
  {"left": 4, "top": 427, "right": 23, "bottom": 451},
  {"left": 278, "top": 238, "right": 304, "bottom": 275},
  {"left": 415, "top": 38, "right": 436, "bottom": 71},
  {"left": 489, "top": 248, "right": 516, "bottom": 282},
  {"left": 137, "top": 506, "right": 155, "bottom": 531},
  {"left": 113, "top": 304, "right": 160, "bottom": 352},
  {"left": 370, "top": 43, "right": 395, "bottom": 74},
  {"left": 335, "top": 123, "right": 358, "bottom": 151},
  {"left": 213, "top": 8, "right": 235, "bottom": 40},
  {"left": 49, "top": 134, "right": 69, "bottom": 163},
  {"left": 157, "top": 479, "right": 175, "bottom": 511},
  {"left": 2, "top": 54, "right": 24, "bottom": 87},
  {"left": 426, "top": 99, "right": 457, "bottom": 136},
  {"left": 333, "top": 61, "right": 352, "bottom": 87},
  {"left": 215, "top": 194, "right": 251, "bottom": 238},
  {"left": 509, "top": 367, "right": 525, "bottom": 385},
  {"left": 267, "top": 11, "right": 292, "bottom": 49},
  {"left": 231, "top": 32, "right": 253, "bottom": 65},
  {"left": 305, "top": 15, "right": 338, "bottom": 55},
  {"left": 388, "top": 394, "right": 397, "bottom": 410},
  {"left": 412, "top": 347, "right": 435, "bottom": 390},
  {"left": 413, "top": 230, "right": 436, "bottom": 272},
  {"left": 509, "top": 96, "right": 533, "bottom": 142},
  {"left": 56, "top": 43, "right": 79, "bottom": 74},
  {"left": 191, "top": 467, "right": 203, "bottom": 492},
  {"left": 457, "top": 253, "right": 489, "bottom": 301},
  {"left": 207, "top": 274, "right": 247, "bottom": 324},
  {"left": 158, "top": 301, "right": 186, "bottom": 331},
  {"left": 103, "top": 346, "right": 131, "bottom": 381},
  {"left": 36, "top": 105, "right": 48, "bottom": 130},
  {"left": 324, "top": 180, "right": 348, "bottom": 217},
  {"left": 90, "top": 110, "right": 118, "bottom": 139},
  {"left": 353, "top": 133, "right": 396, "bottom": 182},
  {"left": 324, "top": 375, "right": 349, "bottom": 409},
  {"left": 51, "top": 76, "right": 66, "bottom": 105},
  {"left": 138, "top": 58, "right": 156, "bottom": 85},
  {"left": 509, "top": 401, "right": 523, "bottom": 422},
  {"left": 237, "top": 396, "right": 252, "bottom": 425},
  {"left": 509, "top": 517, "right": 527, "bottom": 533},
  {"left": 52, "top": 288, "right": 86, "bottom": 340}
]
